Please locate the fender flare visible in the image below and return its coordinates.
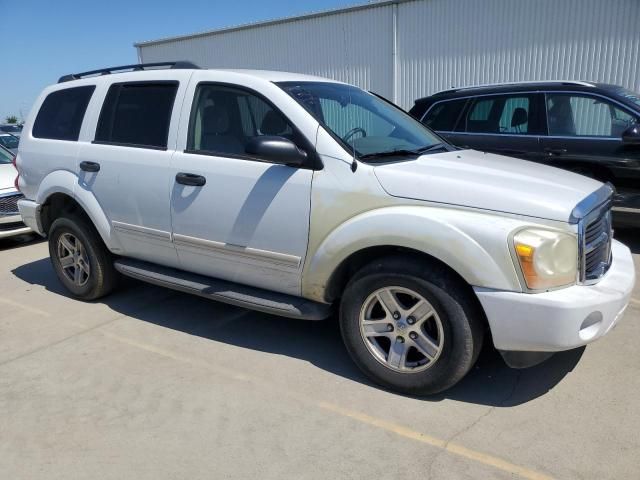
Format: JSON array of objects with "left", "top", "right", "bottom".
[
  {"left": 36, "top": 170, "right": 122, "bottom": 251},
  {"left": 302, "top": 206, "right": 523, "bottom": 302}
]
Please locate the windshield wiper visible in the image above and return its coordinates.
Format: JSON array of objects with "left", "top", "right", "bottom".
[
  {"left": 359, "top": 143, "right": 447, "bottom": 160},
  {"left": 359, "top": 149, "right": 417, "bottom": 160},
  {"left": 412, "top": 143, "right": 447, "bottom": 154}
]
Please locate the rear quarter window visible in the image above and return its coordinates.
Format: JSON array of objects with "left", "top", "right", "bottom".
[{"left": 32, "top": 86, "right": 95, "bottom": 141}]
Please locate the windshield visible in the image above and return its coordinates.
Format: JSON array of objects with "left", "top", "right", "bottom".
[
  {"left": 278, "top": 81, "right": 445, "bottom": 160},
  {"left": 0, "top": 125, "right": 22, "bottom": 134},
  {"left": 0, "top": 135, "right": 19, "bottom": 149},
  {"left": 0, "top": 146, "right": 13, "bottom": 164},
  {"left": 614, "top": 87, "right": 640, "bottom": 109}
]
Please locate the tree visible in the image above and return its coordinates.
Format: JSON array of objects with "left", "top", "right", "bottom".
[{"left": 5, "top": 115, "right": 18, "bottom": 124}]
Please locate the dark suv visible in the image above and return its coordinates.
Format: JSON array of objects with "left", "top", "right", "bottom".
[{"left": 410, "top": 81, "right": 640, "bottom": 227}]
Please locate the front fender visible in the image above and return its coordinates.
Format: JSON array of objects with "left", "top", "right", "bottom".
[
  {"left": 302, "top": 205, "right": 527, "bottom": 302},
  {"left": 36, "top": 170, "right": 121, "bottom": 251}
]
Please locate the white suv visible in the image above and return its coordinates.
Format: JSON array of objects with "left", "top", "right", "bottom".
[{"left": 16, "top": 62, "right": 636, "bottom": 395}]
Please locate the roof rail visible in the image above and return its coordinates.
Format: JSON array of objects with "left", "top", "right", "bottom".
[
  {"left": 57, "top": 61, "right": 200, "bottom": 83},
  {"left": 434, "top": 80, "right": 595, "bottom": 95}
]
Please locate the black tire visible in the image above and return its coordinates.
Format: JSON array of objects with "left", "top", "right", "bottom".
[
  {"left": 48, "top": 215, "right": 118, "bottom": 300},
  {"left": 339, "top": 256, "right": 484, "bottom": 396}
]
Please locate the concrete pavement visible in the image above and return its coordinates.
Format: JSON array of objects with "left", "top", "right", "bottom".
[{"left": 1, "top": 232, "right": 639, "bottom": 480}]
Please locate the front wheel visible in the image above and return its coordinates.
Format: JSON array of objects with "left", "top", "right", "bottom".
[{"left": 340, "top": 257, "right": 484, "bottom": 396}]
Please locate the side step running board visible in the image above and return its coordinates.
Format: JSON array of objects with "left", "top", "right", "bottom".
[{"left": 114, "top": 258, "right": 332, "bottom": 321}]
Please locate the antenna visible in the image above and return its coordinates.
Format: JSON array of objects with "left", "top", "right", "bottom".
[
  {"left": 342, "top": 23, "right": 358, "bottom": 173},
  {"left": 348, "top": 88, "right": 358, "bottom": 172},
  {"left": 351, "top": 145, "right": 358, "bottom": 172}
]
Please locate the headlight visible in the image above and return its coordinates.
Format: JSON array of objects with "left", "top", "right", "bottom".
[{"left": 513, "top": 229, "right": 578, "bottom": 291}]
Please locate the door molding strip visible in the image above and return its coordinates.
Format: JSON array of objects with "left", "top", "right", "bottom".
[
  {"left": 112, "top": 221, "right": 172, "bottom": 241},
  {"left": 173, "top": 233, "right": 301, "bottom": 268}
]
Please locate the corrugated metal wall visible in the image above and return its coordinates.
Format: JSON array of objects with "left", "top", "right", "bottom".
[
  {"left": 396, "top": 0, "right": 640, "bottom": 107},
  {"left": 138, "top": 4, "right": 395, "bottom": 99},
  {"left": 137, "top": 0, "right": 640, "bottom": 109}
]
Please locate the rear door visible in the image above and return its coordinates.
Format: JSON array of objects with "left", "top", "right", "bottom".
[
  {"left": 77, "top": 72, "right": 192, "bottom": 267},
  {"left": 451, "top": 93, "right": 544, "bottom": 162}
]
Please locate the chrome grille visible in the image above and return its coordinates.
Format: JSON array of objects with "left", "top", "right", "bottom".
[
  {"left": 0, "top": 192, "right": 23, "bottom": 216},
  {"left": 580, "top": 205, "right": 613, "bottom": 284}
]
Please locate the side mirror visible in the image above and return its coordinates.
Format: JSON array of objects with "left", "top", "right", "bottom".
[
  {"left": 622, "top": 124, "right": 640, "bottom": 145},
  {"left": 245, "top": 136, "right": 307, "bottom": 166}
]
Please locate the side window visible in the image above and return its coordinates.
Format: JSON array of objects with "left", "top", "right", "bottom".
[
  {"left": 33, "top": 86, "right": 95, "bottom": 141},
  {"left": 546, "top": 93, "right": 637, "bottom": 137},
  {"left": 464, "top": 95, "right": 533, "bottom": 134},
  {"left": 498, "top": 97, "right": 530, "bottom": 133},
  {"left": 465, "top": 97, "right": 497, "bottom": 133},
  {"left": 95, "top": 82, "right": 178, "bottom": 149},
  {"left": 238, "top": 95, "right": 294, "bottom": 138},
  {"left": 187, "top": 84, "right": 296, "bottom": 157},
  {"left": 422, "top": 99, "right": 466, "bottom": 131}
]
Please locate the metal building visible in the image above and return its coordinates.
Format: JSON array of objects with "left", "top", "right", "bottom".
[{"left": 135, "top": 0, "right": 640, "bottom": 109}]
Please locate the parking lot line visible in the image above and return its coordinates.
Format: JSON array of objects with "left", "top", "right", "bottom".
[
  {"left": 317, "top": 401, "right": 553, "bottom": 480},
  {"left": 0, "top": 297, "right": 52, "bottom": 317},
  {"left": 98, "top": 329, "right": 554, "bottom": 480}
]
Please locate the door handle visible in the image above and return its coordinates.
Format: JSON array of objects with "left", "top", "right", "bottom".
[
  {"left": 80, "top": 161, "right": 100, "bottom": 172},
  {"left": 175, "top": 172, "right": 206, "bottom": 187},
  {"left": 544, "top": 148, "right": 567, "bottom": 156}
]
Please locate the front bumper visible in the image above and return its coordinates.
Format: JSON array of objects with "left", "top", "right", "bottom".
[
  {"left": 475, "top": 240, "right": 635, "bottom": 353},
  {"left": 17, "top": 199, "right": 44, "bottom": 236},
  {"left": 0, "top": 213, "right": 31, "bottom": 239}
]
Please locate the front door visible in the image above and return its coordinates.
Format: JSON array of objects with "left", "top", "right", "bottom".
[
  {"left": 170, "top": 82, "right": 314, "bottom": 296},
  {"left": 540, "top": 92, "right": 640, "bottom": 198}
]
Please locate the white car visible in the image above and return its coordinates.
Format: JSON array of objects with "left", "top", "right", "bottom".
[
  {"left": 0, "top": 145, "right": 30, "bottom": 239},
  {"left": 16, "top": 62, "right": 636, "bottom": 395}
]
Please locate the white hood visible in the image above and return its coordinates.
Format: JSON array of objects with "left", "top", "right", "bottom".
[
  {"left": 0, "top": 163, "right": 17, "bottom": 192},
  {"left": 373, "top": 149, "right": 603, "bottom": 222}
]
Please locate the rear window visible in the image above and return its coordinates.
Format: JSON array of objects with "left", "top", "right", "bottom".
[
  {"left": 33, "top": 86, "right": 95, "bottom": 141},
  {"left": 0, "top": 135, "right": 19, "bottom": 150},
  {"left": 422, "top": 99, "right": 467, "bottom": 131},
  {"left": 95, "top": 82, "right": 178, "bottom": 149},
  {"left": 0, "top": 146, "right": 13, "bottom": 164}
]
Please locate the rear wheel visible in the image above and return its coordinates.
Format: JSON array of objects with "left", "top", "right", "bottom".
[
  {"left": 340, "top": 256, "right": 484, "bottom": 396},
  {"left": 48, "top": 215, "right": 118, "bottom": 300}
]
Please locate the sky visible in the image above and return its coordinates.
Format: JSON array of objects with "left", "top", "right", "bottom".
[{"left": 0, "top": 0, "right": 357, "bottom": 122}]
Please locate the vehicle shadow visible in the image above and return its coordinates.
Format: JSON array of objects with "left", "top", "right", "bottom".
[
  {"left": 0, "top": 233, "right": 44, "bottom": 252},
  {"left": 615, "top": 229, "right": 640, "bottom": 254},
  {"left": 12, "top": 257, "right": 583, "bottom": 407}
]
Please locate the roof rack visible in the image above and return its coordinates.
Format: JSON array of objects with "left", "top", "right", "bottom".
[
  {"left": 57, "top": 61, "right": 200, "bottom": 83},
  {"left": 434, "top": 80, "right": 595, "bottom": 95}
]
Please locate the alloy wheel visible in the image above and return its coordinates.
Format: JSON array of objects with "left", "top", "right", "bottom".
[
  {"left": 57, "top": 232, "right": 91, "bottom": 287},
  {"left": 359, "top": 286, "right": 444, "bottom": 373}
]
